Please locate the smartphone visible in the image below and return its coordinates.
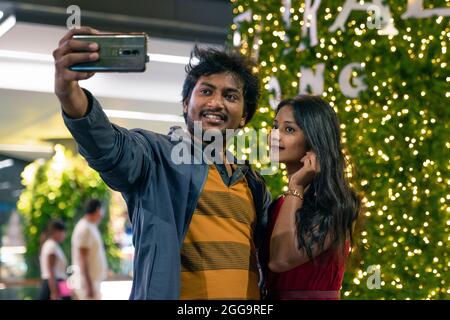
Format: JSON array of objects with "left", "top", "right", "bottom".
[{"left": 69, "top": 33, "right": 149, "bottom": 72}]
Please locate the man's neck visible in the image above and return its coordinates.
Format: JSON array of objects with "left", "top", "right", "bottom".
[{"left": 84, "top": 215, "right": 97, "bottom": 224}]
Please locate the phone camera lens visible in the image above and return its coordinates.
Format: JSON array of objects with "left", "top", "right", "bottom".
[{"left": 119, "top": 49, "right": 131, "bottom": 55}]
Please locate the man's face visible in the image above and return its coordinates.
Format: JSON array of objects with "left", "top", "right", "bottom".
[
  {"left": 183, "top": 72, "right": 247, "bottom": 136},
  {"left": 94, "top": 207, "right": 104, "bottom": 224}
]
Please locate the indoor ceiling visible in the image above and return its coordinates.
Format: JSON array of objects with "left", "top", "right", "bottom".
[
  {"left": 0, "top": 22, "right": 221, "bottom": 160},
  {"left": 0, "top": 0, "right": 230, "bottom": 206},
  {"left": 5, "top": 0, "right": 232, "bottom": 44},
  {"left": 0, "top": 0, "right": 232, "bottom": 161},
  {"left": 0, "top": 0, "right": 232, "bottom": 212}
]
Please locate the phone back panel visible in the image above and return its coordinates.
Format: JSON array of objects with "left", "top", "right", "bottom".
[{"left": 70, "top": 34, "right": 148, "bottom": 72}]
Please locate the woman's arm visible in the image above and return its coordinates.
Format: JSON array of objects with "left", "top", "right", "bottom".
[
  {"left": 47, "top": 253, "right": 60, "bottom": 300},
  {"left": 269, "top": 187, "right": 307, "bottom": 273},
  {"left": 269, "top": 151, "right": 332, "bottom": 273},
  {"left": 269, "top": 192, "right": 334, "bottom": 272}
]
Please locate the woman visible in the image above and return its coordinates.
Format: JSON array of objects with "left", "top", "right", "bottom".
[
  {"left": 39, "top": 219, "right": 71, "bottom": 300},
  {"left": 265, "top": 95, "right": 361, "bottom": 300}
]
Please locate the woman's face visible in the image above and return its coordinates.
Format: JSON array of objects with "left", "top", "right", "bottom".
[
  {"left": 55, "top": 230, "right": 67, "bottom": 243},
  {"left": 270, "top": 105, "right": 308, "bottom": 165}
]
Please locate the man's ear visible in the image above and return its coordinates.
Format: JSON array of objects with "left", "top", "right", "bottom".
[
  {"left": 183, "top": 101, "right": 188, "bottom": 114},
  {"left": 239, "top": 109, "right": 247, "bottom": 128}
]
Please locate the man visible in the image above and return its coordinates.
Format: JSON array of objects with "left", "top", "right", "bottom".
[
  {"left": 71, "top": 199, "right": 108, "bottom": 300},
  {"left": 53, "top": 27, "right": 270, "bottom": 299}
]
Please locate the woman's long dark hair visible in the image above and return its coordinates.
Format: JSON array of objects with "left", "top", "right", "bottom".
[{"left": 276, "top": 95, "right": 361, "bottom": 262}]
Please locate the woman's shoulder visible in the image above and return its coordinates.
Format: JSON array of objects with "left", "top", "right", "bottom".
[
  {"left": 267, "top": 196, "right": 286, "bottom": 227},
  {"left": 271, "top": 195, "right": 285, "bottom": 209},
  {"left": 41, "top": 239, "right": 58, "bottom": 254},
  {"left": 269, "top": 195, "right": 285, "bottom": 214}
]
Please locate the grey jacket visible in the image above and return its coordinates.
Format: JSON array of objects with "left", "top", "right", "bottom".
[{"left": 63, "top": 89, "right": 271, "bottom": 299}]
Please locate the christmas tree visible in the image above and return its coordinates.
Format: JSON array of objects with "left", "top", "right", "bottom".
[{"left": 230, "top": 0, "right": 449, "bottom": 299}]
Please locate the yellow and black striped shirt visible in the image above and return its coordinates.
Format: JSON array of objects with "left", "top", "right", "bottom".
[{"left": 180, "top": 164, "right": 260, "bottom": 299}]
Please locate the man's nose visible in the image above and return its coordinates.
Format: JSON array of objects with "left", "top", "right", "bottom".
[{"left": 206, "top": 93, "right": 224, "bottom": 109}]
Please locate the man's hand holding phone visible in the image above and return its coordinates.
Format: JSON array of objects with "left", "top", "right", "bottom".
[
  {"left": 53, "top": 26, "right": 149, "bottom": 118},
  {"left": 53, "top": 26, "right": 100, "bottom": 118}
]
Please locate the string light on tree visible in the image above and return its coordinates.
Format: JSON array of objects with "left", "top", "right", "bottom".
[{"left": 230, "top": 0, "right": 449, "bottom": 299}]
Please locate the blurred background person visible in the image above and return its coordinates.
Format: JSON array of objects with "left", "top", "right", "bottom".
[
  {"left": 71, "top": 199, "right": 108, "bottom": 300},
  {"left": 39, "top": 219, "right": 71, "bottom": 300}
]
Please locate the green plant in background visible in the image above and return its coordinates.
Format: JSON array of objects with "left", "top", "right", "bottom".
[
  {"left": 230, "top": 0, "right": 448, "bottom": 299},
  {"left": 17, "top": 145, "right": 120, "bottom": 279}
]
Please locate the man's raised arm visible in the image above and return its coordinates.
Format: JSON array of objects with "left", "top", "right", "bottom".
[
  {"left": 53, "top": 26, "right": 100, "bottom": 118},
  {"left": 53, "top": 26, "right": 154, "bottom": 194}
]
